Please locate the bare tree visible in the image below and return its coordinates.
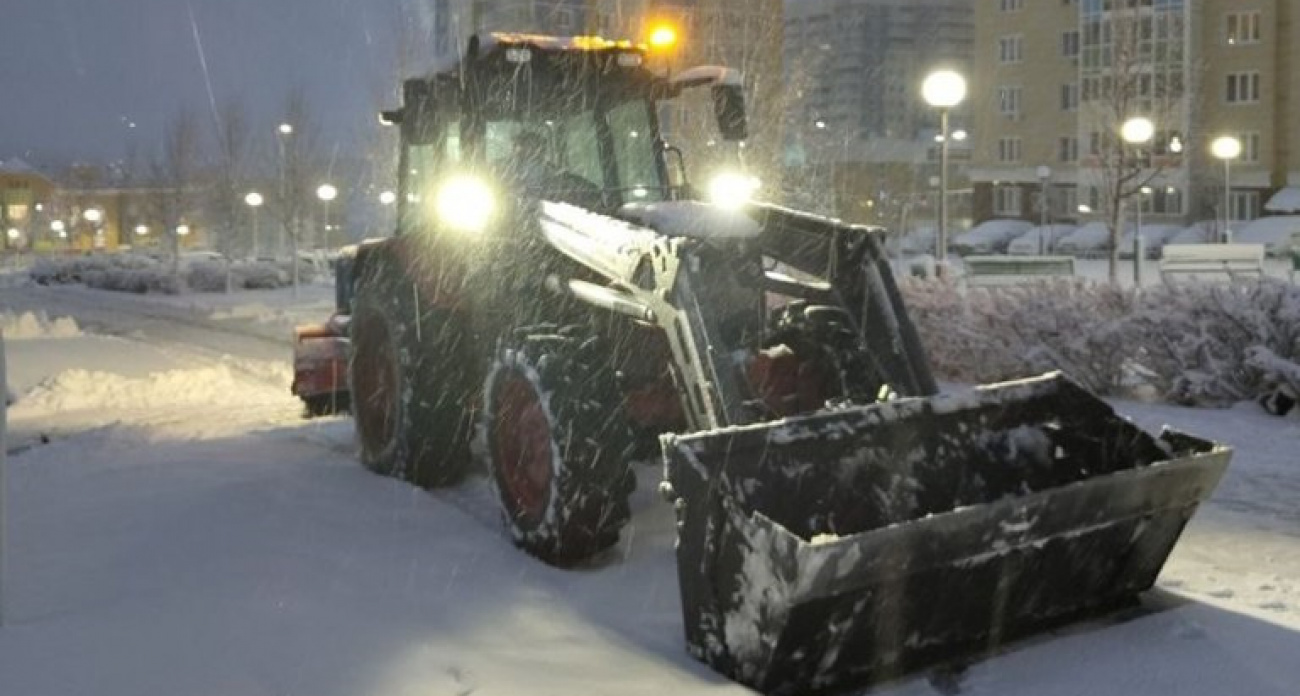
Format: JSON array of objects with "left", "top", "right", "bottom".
[
  {"left": 210, "top": 99, "right": 252, "bottom": 256},
  {"left": 278, "top": 88, "right": 323, "bottom": 295},
  {"left": 155, "top": 107, "right": 205, "bottom": 283},
  {"left": 1082, "top": 5, "right": 1186, "bottom": 283}
]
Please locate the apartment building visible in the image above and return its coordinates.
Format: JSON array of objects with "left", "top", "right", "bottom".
[
  {"left": 970, "top": 0, "right": 1300, "bottom": 227},
  {"left": 783, "top": 0, "right": 973, "bottom": 222}
]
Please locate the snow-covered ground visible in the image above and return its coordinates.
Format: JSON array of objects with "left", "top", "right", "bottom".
[{"left": 0, "top": 281, "right": 1297, "bottom": 696}]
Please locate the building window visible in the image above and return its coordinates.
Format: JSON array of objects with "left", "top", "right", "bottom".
[
  {"left": 1237, "top": 132, "right": 1262, "bottom": 163},
  {"left": 1226, "top": 11, "right": 1261, "bottom": 45},
  {"left": 1226, "top": 72, "right": 1261, "bottom": 103},
  {"left": 998, "top": 86, "right": 1022, "bottom": 117},
  {"left": 1060, "top": 186, "right": 1078, "bottom": 216},
  {"left": 998, "top": 138, "right": 1023, "bottom": 163},
  {"left": 1058, "top": 136, "right": 1078, "bottom": 162},
  {"left": 1229, "top": 191, "right": 1259, "bottom": 221},
  {"left": 1152, "top": 187, "right": 1184, "bottom": 215},
  {"left": 999, "top": 35, "right": 1023, "bottom": 63},
  {"left": 555, "top": 8, "right": 574, "bottom": 31},
  {"left": 1000, "top": 0, "right": 1024, "bottom": 11},
  {"left": 1062, "top": 30, "right": 1080, "bottom": 58},
  {"left": 1060, "top": 83, "right": 1079, "bottom": 110},
  {"left": 994, "top": 186, "right": 1023, "bottom": 215}
]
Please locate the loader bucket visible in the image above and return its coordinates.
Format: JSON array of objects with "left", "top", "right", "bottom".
[{"left": 662, "top": 372, "right": 1229, "bottom": 695}]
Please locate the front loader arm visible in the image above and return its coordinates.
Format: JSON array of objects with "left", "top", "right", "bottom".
[{"left": 749, "top": 203, "right": 939, "bottom": 398}]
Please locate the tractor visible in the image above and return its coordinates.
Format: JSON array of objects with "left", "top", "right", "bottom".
[{"left": 348, "top": 33, "right": 1230, "bottom": 695}]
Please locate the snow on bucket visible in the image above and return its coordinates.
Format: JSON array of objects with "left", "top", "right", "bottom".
[{"left": 662, "top": 372, "right": 1229, "bottom": 695}]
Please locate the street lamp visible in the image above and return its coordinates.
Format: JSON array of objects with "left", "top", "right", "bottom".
[
  {"left": 922, "top": 69, "right": 967, "bottom": 276},
  {"left": 379, "top": 190, "right": 396, "bottom": 206},
  {"left": 176, "top": 224, "right": 190, "bottom": 237},
  {"left": 245, "top": 191, "right": 264, "bottom": 258},
  {"left": 277, "top": 123, "right": 294, "bottom": 259},
  {"left": 1211, "top": 135, "right": 1242, "bottom": 243},
  {"left": 51, "top": 220, "right": 67, "bottom": 246},
  {"left": 316, "top": 184, "right": 337, "bottom": 243},
  {"left": 1121, "top": 117, "right": 1154, "bottom": 276},
  {"left": 134, "top": 224, "right": 149, "bottom": 237}
]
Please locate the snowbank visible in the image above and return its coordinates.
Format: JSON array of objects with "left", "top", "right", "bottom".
[
  {"left": 13, "top": 361, "right": 292, "bottom": 417},
  {"left": 0, "top": 310, "right": 81, "bottom": 339}
]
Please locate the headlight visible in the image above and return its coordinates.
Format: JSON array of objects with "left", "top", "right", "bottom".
[
  {"left": 707, "top": 172, "right": 760, "bottom": 210},
  {"left": 434, "top": 176, "right": 495, "bottom": 233}
]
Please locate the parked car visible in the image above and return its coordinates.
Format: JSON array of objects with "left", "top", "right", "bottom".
[
  {"left": 1118, "top": 224, "right": 1184, "bottom": 258},
  {"left": 951, "top": 219, "right": 1032, "bottom": 255},
  {"left": 1053, "top": 221, "right": 1128, "bottom": 257},
  {"left": 1234, "top": 215, "right": 1300, "bottom": 256},
  {"left": 1006, "top": 224, "right": 1077, "bottom": 256},
  {"left": 1168, "top": 220, "right": 1223, "bottom": 245}
]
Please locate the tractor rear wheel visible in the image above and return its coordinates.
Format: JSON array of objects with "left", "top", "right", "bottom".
[
  {"left": 481, "top": 332, "right": 636, "bottom": 566},
  {"left": 350, "top": 257, "right": 473, "bottom": 487}
]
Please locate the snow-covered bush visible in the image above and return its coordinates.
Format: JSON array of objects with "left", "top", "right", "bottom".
[
  {"left": 27, "top": 253, "right": 319, "bottom": 293},
  {"left": 82, "top": 266, "right": 183, "bottom": 294},
  {"left": 900, "top": 277, "right": 1300, "bottom": 409},
  {"left": 186, "top": 260, "right": 232, "bottom": 293},
  {"left": 901, "top": 278, "right": 1137, "bottom": 394},
  {"left": 1129, "top": 282, "right": 1300, "bottom": 406}
]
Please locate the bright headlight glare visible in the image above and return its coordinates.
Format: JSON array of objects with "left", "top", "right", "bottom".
[
  {"left": 435, "top": 176, "right": 495, "bottom": 232},
  {"left": 708, "top": 172, "right": 760, "bottom": 209}
]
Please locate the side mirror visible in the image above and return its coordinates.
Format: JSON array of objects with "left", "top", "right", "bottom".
[{"left": 712, "top": 85, "right": 748, "bottom": 141}]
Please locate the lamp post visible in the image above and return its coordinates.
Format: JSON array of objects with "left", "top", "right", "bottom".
[
  {"left": 922, "top": 69, "right": 967, "bottom": 277},
  {"left": 245, "top": 191, "right": 264, "bottom": 259},
  {"left": 1211, "top": 136, "right": 1242, "bottom": 243},
  {"left": 1120, "top": 117, "right": 1154, "bottom": 282},
  {"left": 51, "top": 220, "right": 66, "bottom": 248},
  {"left": 1036, "top": 165, "right": 1052, "bottom": 254},
  {"left": 277, "top": 123, "right": 293, "bottom": 258},
  {"left": 83, "top": 208, "right": 103, "bottom": 251}
]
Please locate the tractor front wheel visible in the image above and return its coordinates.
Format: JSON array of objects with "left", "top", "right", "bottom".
[{"left": 481, "top": 332, "right": 636, "bottom": 566}]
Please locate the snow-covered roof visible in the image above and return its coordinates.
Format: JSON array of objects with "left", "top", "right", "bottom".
[
  {"left": 1264, "top": 187, "right": 1300, "bottom": 213},
  {"left": 619, "top": 200, "right": 760, "bottom": 239},
  {"left": 482, "top": 33, "right": 640, "bottom": 52},
  {"left": 0, "top": 157, "right": 43, "bottom": 177},
  {"left": 956, "top": 219, "right": 1032, "bottom": 244},
  {"left": 671, "top": 65, "right": 743, "bottom": 88},
  {"left": 1119, "top": 224, "right": 1184, "bottom": 248},
  {"left": 1006, "top": 224, "right": 1076, "bottom": 253},
  {"left": 1234, "top": 215, "right": 1300, "bottom": 250},
  {"left": 1055, "top": 221, "right": 1132, "bottom": 250},
  {"left": 1168, "top": 220, "right": 1221, "bottom": 245}
]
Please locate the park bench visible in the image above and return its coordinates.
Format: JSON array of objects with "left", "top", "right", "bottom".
[{"left": 1159, "top": 244, "right": 1265, "bottom": 282}]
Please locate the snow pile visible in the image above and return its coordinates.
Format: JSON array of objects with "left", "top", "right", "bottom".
[
  {"left": 901, "top": 277, "right": 1300, "bottom": 408},
  {"left": 30, "top": 253, "right": 319, "bottom": 294},
  {"left": 13, "top": 361, "right": 289, "bottom": 415},
  {"left": 0, "top": 310, "right": 82, "bottom": 339}
]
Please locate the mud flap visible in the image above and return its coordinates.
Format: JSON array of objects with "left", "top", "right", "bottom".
[{"left": 662, "top": 372, "right": 1230, "bottom": 695}]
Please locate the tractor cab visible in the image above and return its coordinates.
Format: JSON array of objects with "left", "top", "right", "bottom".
[{"left": 382, "top": 33, "right": 748, "bottom": 237}]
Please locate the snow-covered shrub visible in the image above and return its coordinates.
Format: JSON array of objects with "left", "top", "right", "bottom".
[
  {"left": 186, "top": 260, "right": 233, "bottom": 293},
  {"left": 30, "top": 253, "right": 156, "bottom": 286},
  {"left": 82, "top": 266, "right": 182, "bottom": 294},
  {"left": 901, "top": 277, "right": 1300, "bottom": 408},
  {"left": 901, "top": 278, "right": 1138, "bottom": 394},
  {"left": 1129, "top": 282, "right": 1300, "bottom": 406},
  {"left": 236, "top": 261, "right": 289, "bottom": 290}
]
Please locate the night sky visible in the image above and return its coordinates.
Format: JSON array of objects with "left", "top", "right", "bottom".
[{"left": 1, "top": 0, "right": 426, "bottom": 167}]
